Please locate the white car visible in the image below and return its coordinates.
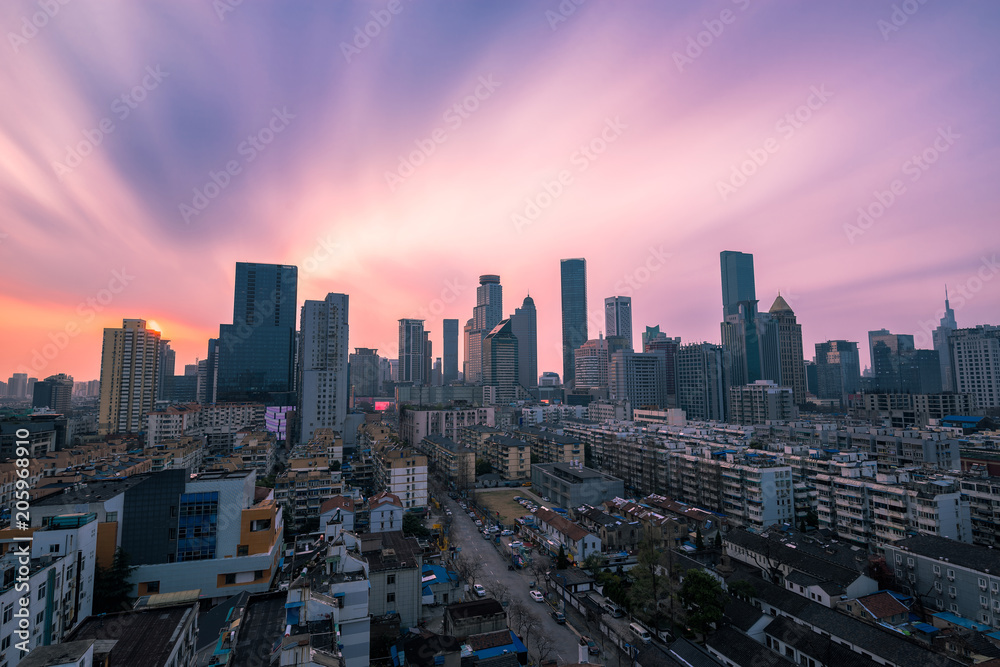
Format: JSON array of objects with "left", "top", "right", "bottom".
[
  {"left": 509, "top": 541, "right": 523, "bottom": 548},
  {"left": 474, "top": 584, "right": 486, "bottom": 597},
  {"left": 501, "top": 529, "right": 514, "bottom": 536},
  {"left": 530, "top": 590, "right": 544, "bottom": 603}
]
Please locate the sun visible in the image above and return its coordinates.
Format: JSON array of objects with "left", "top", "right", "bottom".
[{"left": 147, "top": 319, "right": 162, "bottom": 333}]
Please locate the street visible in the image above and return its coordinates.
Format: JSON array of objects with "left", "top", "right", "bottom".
[{"left": 444, "top": 494, "right": 591, "bottom": 665}]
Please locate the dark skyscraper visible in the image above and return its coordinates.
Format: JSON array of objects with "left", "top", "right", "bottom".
[
  {"left": 216, "top": 262, "right": 298, "bottom": 405},
  {"left": 768, "top": 295, "right": 807, "bottom": 405},
  {"left": 483, "top": 319, "right": 520, "bottom": 404},
  {"left": 510, "top": 295, "right": 537, "bottom": 390},
  {"left": 933, "top": 288, "right": 958, "bottom": 391},
  {"left": 868, "top": 329, "right": 915, "bottom": 392},
  {"left": 721, "top": 250, "right": 757, "bottom": 317},
  {"left": 561, "top": 258, "right": 588, "bottom": 388},
  {"left": 815, "top": 340, "right": 861, "bottom": 402},
  {"left": 604, "top": 296, "right": 633, "bottom": 349},
  {"left": 442, "top": 318, "right": 459, "bottom": 384},
  {"left": 398, "top": 318, "right": 426, "bottom": 385}
]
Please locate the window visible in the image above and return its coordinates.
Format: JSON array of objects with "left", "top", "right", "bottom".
[
  {"left": 37, "top": 582, "right": 46, "bottom": 600},
  {"left": 387, "top": 574, "right": 396, "bottom": 585},
  {"left": 237, "top": 545, "right": 249, "bottom": 557},
  {"left": 224, "top": 573, "right": 236, "bottom": 585},
  {"left": 105, "top": 511, "right": 118, "bottom": 523},
  {"left": 145, "top": 581, "right": 160, "bottom": 593},
  {"left": 254, "top": 570, "right": 264, "bottom": 580},
  {"left": 387, "top": 593, "right": 395, "bottom": 603},
  {"left": 1, "top": 634, "right": 9, "bottom": 650},
  {"left": 49, "top": 544, "right": 59, "bottom": 553}
]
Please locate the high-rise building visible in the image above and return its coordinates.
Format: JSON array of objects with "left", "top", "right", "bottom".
[
  {"left": 676, "top": 342, "right": 725, "bottom": 421},
  {"left": 157, "top": 340, "right": 175, "bottom": 402},
  {"left": 608, "top": 351, "right": 666, "bottom": 409},
  {"left": 868, "top": 329, "right": 916, "bottom": 393},
  {"left": 949, "top": 325, "right": 1000, "bottom": 409},
  {"left": 933, "top": 288, "right": 958, "bottom": 391},
  {"left": 644, "top": 333, "right": 681, "bottom": 407},
  {"left": 604, "top": 296, "right": 633, "bottom": 349},
  {"left": 728, "top": 380, "right": 797, "bottom": 425},
  {"left": 98, "top": 319, "right": 161, "bottom": 435},
  {"left": 510, "top": 295, "right": 538, "bottom": 391},
  {"left": 349, "top": 348, "right": 381, "bottom": 397},
  {"left": 216, "top": 262, "right": 298, "bottom": 405},
  {"left": 466, "top": 275, "right": 503, "bottom": 383},
  {"left": 574, "top": 336, "right": 609, "bottom": 390},
  {"left": 483, "top": 319, "right": 520, "bottom": 404},
  {"left": 642, "top": 325, "right": 663, "bottom": 351},
  {"left": 432, "top": 358, "right": 443, "bottom": 386},
  {"left": 423, "top": 329, "right": 433, "bottom": 387},
  {"left": 299, "top": 293, "right": 350, "bottom": 443},
  {"left": 442, "top": 318, "right": 459, "bottom": 384},
  {"left": 398, "top": 319, "right": 427, "bottom": 385},
  {"left": 32, "top": 373, "right": 74, "bottom": 412},
  {"left": 561, "top": 258, "right": 588, "bottom": 388},
  {"left": 462, "top": 318, "right": 473, "bottom": 382},
  {"left": 721, "top": 250, "right": 757, "bottom": 317},
  {"left": 768, "top": 294, "right": 807, "bottom": 405},
  {"left": 6, "top": 373, "right": 27, "bottom": 399},
  {"left": 814, "top": 340, "right": 861, "bottom": 402}
]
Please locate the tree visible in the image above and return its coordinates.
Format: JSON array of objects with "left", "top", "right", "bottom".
[
  {"left": 454, "top": 554, "right": 484, "bottom": 587},
  {"left": 557, "top": 545, "right": 570, "bottom": 569},
  {"left": 532, "top": 632, "right": 557, "bottom": 665},
  {"left": 403, "top": 512, "right": 430, "bottom": 538},
  {"left": 630, "top": 541, "right": 665, "bottom": 628},
  {"left": 475, "top": 458, "right": 492, "bottom": 476},
  {"left": 679, "top": 570, "right": 726, "bottom": 639},
  {"left": 728, "top": 579, "right": 757, "bottom": 602},
  {"left": 484, "top": 580, "right": 511, "bottom": 605},
  {"left": 695, "top": 525, "right": 705, "bottom": 550},
  {"left": 93, "top": 548, "right": 136, "bottom": 614},
  {"left": 582, "top": 552, "right": 607, "bottom": 578},
  {"left": 508, "top": 599, "right": 541, "bottom": 649},
  {"left": 713, "top": 531, "right": 722, "bottom": 549}
]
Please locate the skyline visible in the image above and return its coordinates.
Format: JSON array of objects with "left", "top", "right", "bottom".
[{"left": 2, "top": 2, "right": 999, "bottom": 380}]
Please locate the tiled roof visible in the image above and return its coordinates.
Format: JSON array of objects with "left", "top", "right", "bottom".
[{"left": 855, "top": 591, "right": 908, "bottom": 620}]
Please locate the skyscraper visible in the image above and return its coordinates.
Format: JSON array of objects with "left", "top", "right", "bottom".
[
  {"left": 216, "top": 262, "right": 298, "bottom": 405},
  {"left": 604, "top": 296, "right": 633, "bottom": 349},
  {"left": 510, "top": 295, "right": 538, "bottom": 391},
  {"left": 608, "top": 351, "right": 666, "bottom": 409},
  {"left": 482, "top": 319, "right": 520, "bottom": 404},
  {"left": 157, "top": 340, "right": 175, "bottom": 402},
  {"left": 349, "top": 348, "right": 381, "bottom": 397},
  {"left": 299, "top": 293, "right": 350, "bottom": 443},
  {"left": 6, "top": 373, "right": 27, "bottom": 399},
  {"left": 98, "top": 319, "right": 161, "bottom": 435},
  {"left": 561, "top": 258, "right": 588, "bottom": 388},
  {"left": 644, "top": 333, "right": 680, "bottom": 407},
  {"left": 949, "top": 326, "right": 1000, "bottom": 409},
  {"left": 721, "top": 250, "right": 756, "bottom": 317},
  {"left": 768, "top": 294, "right": 807, "bottom": 405},
  {"left": 868, "top": 329, "right": 915, "bottom": 393},
  {"left": 32, "top": 373, "right": 74, "bottom": 413},
  {"left": 466, "top": 275, "right": 503, "bottom": 383},
  {"left": 442, "top": 319, "right": 459, "bottom": 384},
  {"left": 398, "top": 319, "right": 426, "bottom": 385},
  {"left": 676, "top": 343, "right": 726, "bottom": 421},
  {"left": 814, "top": 340, "right": 861, "bottom": 402},
  {"left": 933, "top": 288, "right": 958, "bottom": 391}
]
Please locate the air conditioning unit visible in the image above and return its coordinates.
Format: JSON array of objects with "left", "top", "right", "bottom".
[{"left": 948, "top": 575, "right": 955, "bottom": 582}]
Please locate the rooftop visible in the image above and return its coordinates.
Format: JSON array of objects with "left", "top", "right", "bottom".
[
  {"left": 765, "top": 615, "right": 880, "bottom": 667},
  {"left": 67, "top": 603, "right": 196, "bottom": 666},
  {"left": 18, "top": 640, "right": 94, "bottom": 667},
  {"left": 31, "top": 476, "right": 148, "bottom": 506},
  {"left": 445, "top": 598, "right": 505, "bottom": 619},
  {"left": 234, "top": 592, "right": 287, "bottom": 667},
  {"left": 535, "top": 461, "right": 614, "bottom": 481},
  {"left": 889, "top": 534, "right": 1000, "bottom": 574}
]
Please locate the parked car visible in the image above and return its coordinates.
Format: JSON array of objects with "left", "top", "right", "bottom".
[
  {"left": 474, "top": 520, "right": 482, "bottom": 527},
  {"left": 551, "top": 610, "right": 566, "bottom": 624},
  {"left": 501, "top": 529, "right": 514, "bottom": 536},
  {"left": 581, "top": 636, "right": 600, "bottom": 655},
  {"left": 602, "top": 602, "right": 623, "bottom": 618},
  {"left": 509, "top": 541, "right": 523, "bottom": 548},
  {"left": 530, "top": 590, "right": 544, "bottom": 603},
  {"left": 474, "top": 584, "right": 486, "bottom": 597},
  {"left": 482, "top": 531, "right": 491, "bottom": 540}
]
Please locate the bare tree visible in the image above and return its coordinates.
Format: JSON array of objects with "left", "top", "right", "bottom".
[
  {"left": 508, "top": 598, "right": 541, "bottom": 648},
  {"left": 532, "top": 632, "right": 557, "bottom": 665},
  {"left": 484, "top": 579, "right": 511, "bottom": 606},
  {"left": 453, "top": 554, "right": 484, "bottom": 588},
  {"left": 529, "top": 554, "right": 550, "bottom": 582}
]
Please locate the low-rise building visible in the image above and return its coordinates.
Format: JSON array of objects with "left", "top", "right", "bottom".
[
  {"left": 531, "top": 461, "right": 624, "bottom": 510},
  {"left": 418, "top": 435, "right": 475, "bottom": 486},
  {"left": 369, "top": 492, "right": 404, "bottom": 532},
  {"left": 483, "top": 435, "right": 530, "bottom": 480},
  {"left": 374, "top": 448, "right": 428, "bottom": 510},
  {"left": 532, "top": 508, "right": 602, "bottom": 562},
  {"left": 444, "top": 599, "right": 506, "bottom": 638}
]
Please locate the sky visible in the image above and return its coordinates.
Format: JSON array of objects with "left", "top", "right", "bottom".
[{"left": 1, "top": 1, "right": 999, "bottom": 382}]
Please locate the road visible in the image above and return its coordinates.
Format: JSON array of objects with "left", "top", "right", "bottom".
[{"left": 444, "top": 495, "right": 590, "bottom": 665}]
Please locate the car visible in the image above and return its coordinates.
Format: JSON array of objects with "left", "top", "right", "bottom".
[
  {"left": 482, "top": 531, "right": 491, "bottom": 540},
  {"left": 509, "top": 541, "right": 523, "bottom": 548},
  {"left": 602, "top": 602, "right": 623, "bottom": 618},
  {"left": 474, "top": 520, "right": 482, "bottom": 527},
  {"left": 551, "top": 610, "right": 566, "bottom": 624},
  {"left": 542, "top": 496, "right": 550, "bottom": 502},
  {"left": 530, "top": 590, "right": 544, "bottom": 603},
  {"left": 468, "top": 512, "right": 475, "bottom": 518},
  {"left": 474, "top": 584, "right": 486, "bottom": 597},
  {"left": 489, "top": 526, "right": 500, "bottom": 533},
  {"left": 581, "top": 636, "right": 600, "bottom": 655},
  {"left": 513, "top": 496, "right": 523, "bottom": 501},
  {"left": 501, "top": 529, "right": 514, "bottom": 536}
]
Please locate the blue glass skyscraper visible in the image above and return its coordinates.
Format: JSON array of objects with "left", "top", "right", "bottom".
[{"left": 561, "top": 258, "right": 588, "bottom": 388}]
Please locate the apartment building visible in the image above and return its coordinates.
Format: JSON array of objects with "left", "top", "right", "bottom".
[
  {"left": 418, "top": 435, "right": 475, "bottom": 486},
  {"left": 374, "top": 448, "right": 428, "bottom": 510},
  {"left": 275, "top": 468, "right": 342, "bottom": 528},
  {"left": 400, "top": 407, "right": 495, "bottom": 446},
  {"left": 514, "top": 426, "right": 583, "bottom": 464},
  {"left": 531, "top": 461, "right": 624, "bottom": 509},
  {"left": 483, "top": 435, "right": 530, "bottom": 480}
]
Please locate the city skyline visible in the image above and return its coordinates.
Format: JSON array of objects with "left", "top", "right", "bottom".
[{"left": 1, "top": 3, "right": 999, "bottom": 381}]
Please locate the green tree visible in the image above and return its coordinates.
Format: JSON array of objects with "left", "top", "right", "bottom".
[
  {"left": 713, "top": 531, "right": 722, "bottom": 549},
  {"left": 557, "top": 545, "right": 570, "bottom": 569},
  {"left": 728, "top": 579, "right": 757, "bottom": 602},
  {"left": 695, "top": 525, "right": 705, "bottom": 550},
  {"left": 93, "top": 548, "right": 136, "bottom": 614},
  {"left": 582, "top": 553, "right": 607, "bottom": 578},
  {"left": 679, "top": 570, "right": 725, "bottom": 639},
  {"left": 629, "top": 541, "right": 665, "bottom": 629},
  {"left": 403, "top": 512, "right": 430, "bottom": 537},
  {"left": 475, "top": 459, "right": 492, "bottom": 476},
  {"left": 331, "top": 460, "right": 341, "bottom": 472}
]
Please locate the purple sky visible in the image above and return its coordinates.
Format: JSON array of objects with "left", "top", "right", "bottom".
[{"left": 1, "top": 1, "right": 999, "bottom": 381}]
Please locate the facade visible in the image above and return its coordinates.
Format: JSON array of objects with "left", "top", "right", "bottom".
[
  {"left": 609, "top": 351, "right": 666, "bottom": 409},
  {"left": 483, "top": 434, "right": 531, "bottom": 480},
  {"left": 574, "top": 336, "right": 609, "bottom": 390},
  {"left": 728, "top": 380, "right": 797, "bottom": 425},
  {"left": 216, "top": 262, "right": 298, "bottom": 405},
  {"left": 275, "top": 468, "right": 341, "bottom": 528},
  {"left": 349, "top": 347, "right": 381, "bottom": 398},
  {"left": 369, "top": 491, "right": 405, "bottom": 532},
  {"left": 31, "top": 374, "right": 73, "bottom": 413},
  {"left": 361, "top": 531, "right": 424, "bottom": 628},
  {"left": 515, "top": 426, "right": 583, "bottom": 464},
  {"left": 419, "top": 435, "right": 475, "bottom": 486},
  {"left": 442, "top": 318, "right": 459, "bottom": 384},
  {"left": 509, "top": 296, "right": 538, "bottom": 391},
  {"left": 298, "top": 292, "right": 350, "bottom": 442},
  {"left": 949, "top": 325, "right": 1000, "bottom": 409},
  {"left": 882, "top": 534, "right": 1000, "bottom": 628},
  {"left": 814, "top": 340, "right": 861, "bottom": 402},
  {"left": 644, "top": 334, "right": 680, "bottom": 407},
  {"left": 868, "top": 329, "right": 916, "bottom": 393},
  {"left": 400, "top": 407, "right": 495, "bottom": 446},
  {"left": 398, "top": 319, "right": 427, "bottom": 386},
  {"left": 531, "top": 461, "right": 624, "bottom": 509},
  {"left": 482, "top": 319, "right": 520, "bottom": 404},
  {"left": 850, "top": 392, "right": 977, "bottom": 427},
  {"left": 98, "top": 319, "right": 161, "bottom": 435},
  {"left": 466, "top": 275, "right": 503, "bottom": 384},
  {"left": 560, "top": 258, "right": 588, "bottom": 388},
  {"left": 532, "top": 508, "right": 602, "bottom": 561},
  {"left": 676, "top": 342, "right": 726, "bottom": 421},
  {"left": 768, "top": 295, "right": 807, "bottom": 405},
  {"left": 374, "top": 448, "right": 429, "bottom": 510},
  {"left": 604, "top": 296, "right": 633, "bottom": 349}
]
